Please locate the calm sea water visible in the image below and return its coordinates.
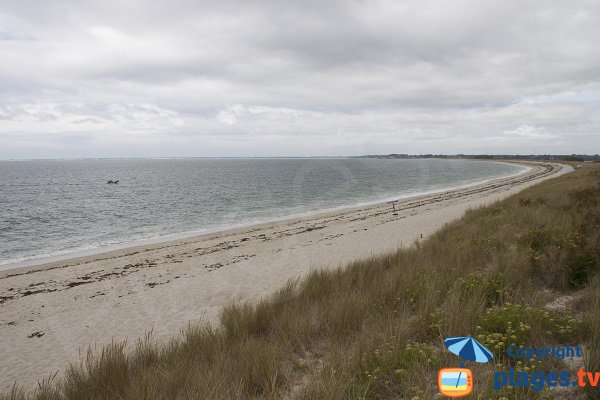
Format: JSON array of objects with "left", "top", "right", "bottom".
[{"left": 0, "top": 158, "right": 525, "bottom": 268}]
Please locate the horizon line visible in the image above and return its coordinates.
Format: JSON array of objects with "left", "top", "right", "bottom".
[{"left": 0, "top": 153, "right": 596, "bottom": 162}]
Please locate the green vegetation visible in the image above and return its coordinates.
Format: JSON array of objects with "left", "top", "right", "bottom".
[{"left": 4, "top": 163, "right": 600, "bottom": 399}]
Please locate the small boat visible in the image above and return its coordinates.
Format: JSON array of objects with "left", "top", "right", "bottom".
[{"left": 107, "top": 180, "right": 119, "bottom": 184}]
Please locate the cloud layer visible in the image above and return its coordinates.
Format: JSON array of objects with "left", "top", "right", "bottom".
[{"left": 1, "top": 0, "right": 599, "bottom": 158}]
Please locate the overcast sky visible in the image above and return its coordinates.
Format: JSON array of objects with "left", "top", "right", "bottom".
[{"left": 1, "top": 0, "right": 599, "bottom": 158}]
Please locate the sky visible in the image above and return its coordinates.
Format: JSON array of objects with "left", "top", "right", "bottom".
[{"left": 1, "top": 0, "right": 599, "bottom": 159}]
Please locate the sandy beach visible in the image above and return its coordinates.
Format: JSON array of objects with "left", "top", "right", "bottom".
[{"left": 0, "top": 161, "right": 570, "bottom": 390}]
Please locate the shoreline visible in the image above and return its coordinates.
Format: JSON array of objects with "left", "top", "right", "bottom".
[
  {"left": 0, "top": 161, "right": 570, "bottom": 390},
  {"left": 1, "top": 160, "right": 529, "bottom": 275}
]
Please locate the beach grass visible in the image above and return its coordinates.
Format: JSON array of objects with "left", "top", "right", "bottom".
[{"left": 3, "top": 162, "right": 599, "bottom": 399}]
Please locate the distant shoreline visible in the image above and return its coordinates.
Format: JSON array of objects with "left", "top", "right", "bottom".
[{"left": 1, "top": 154, "right": 598, "bottom": 162}]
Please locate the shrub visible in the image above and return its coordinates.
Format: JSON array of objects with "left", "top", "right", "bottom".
[
  {"left": 352, "top": 341, "right": 440, "bottom": 399},
  {"left": 476, "top": 304, "right": 579, "bottom": 360},
  {"left": 451, "top": 272, "right": 511, "bottom": 307}
]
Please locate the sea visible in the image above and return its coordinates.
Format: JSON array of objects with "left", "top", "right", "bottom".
[{"left": 0, "top": 158, "right": 526, "bottom": 270}]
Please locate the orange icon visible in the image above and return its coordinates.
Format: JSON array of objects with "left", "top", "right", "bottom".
[{"left": 438, "top": 368, "right": 473, "bottom": 397}]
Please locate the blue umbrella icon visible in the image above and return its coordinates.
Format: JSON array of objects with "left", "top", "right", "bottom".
[
  {"left": 444, "top": 336, "right": 493, "bottom": 388},
  {"left": 444, "top": 336, "right": 494, "bottom": 364}
]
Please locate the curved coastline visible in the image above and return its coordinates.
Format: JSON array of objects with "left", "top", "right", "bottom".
[
  {"left": 0, "top": 161, "right": 571, "bottom": 390},
  {"left": 0, "top": 159, "right": 529, "bottom": 273}
]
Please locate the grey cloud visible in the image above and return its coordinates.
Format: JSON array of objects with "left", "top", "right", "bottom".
[{"left": 0, "top": 0, "right": 599, "bottom": 158}]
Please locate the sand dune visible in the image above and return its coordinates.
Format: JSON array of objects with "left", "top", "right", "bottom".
[{"left": 0, "top": 161, "right": 570, "bottom": 390}]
